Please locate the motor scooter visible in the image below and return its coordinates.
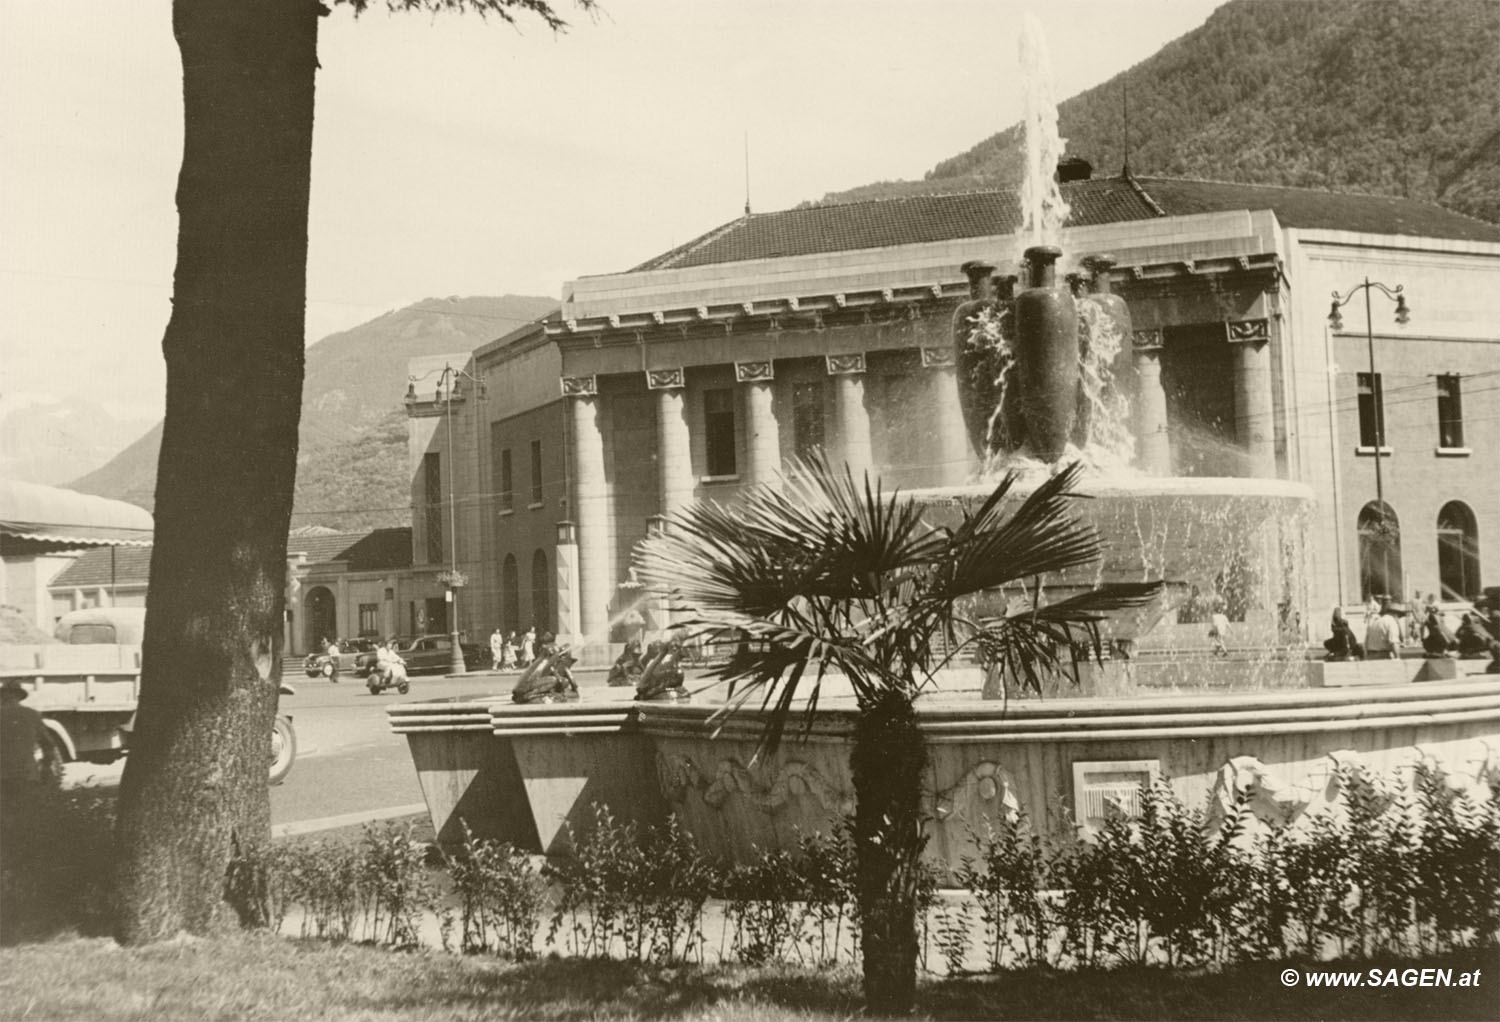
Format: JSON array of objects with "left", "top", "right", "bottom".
[{"left": 366, "top": 656, "right": 410, "bottom": 695}]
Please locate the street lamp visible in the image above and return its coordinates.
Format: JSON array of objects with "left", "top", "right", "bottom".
[
  {"left": 407, "top": 362, "right": 486, "bottom": 676},
  {"left": 1329, "top": 279, "right": 1410, "bottom": 596}
]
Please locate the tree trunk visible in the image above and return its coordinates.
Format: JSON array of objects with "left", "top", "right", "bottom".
[
  {"left": 114, "top": 0, "right": 321, "bottom": 944},
  {"left": 851, "top": 688, "right": 928, "bottom": 1016}
]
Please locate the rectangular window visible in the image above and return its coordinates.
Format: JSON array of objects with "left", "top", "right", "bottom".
[
  {"left": 1437, "top": 375, "right": 1464, "bottom": 449},
  {"left": 792, "top": 382, "right": 824, "bottom": 461},
  {"left": 357, "top": 603, "right": 379, "bottom": 636},
  {"left": 529, "top": 439, "right": 543, "bottom": 505},
  {"left": 1356, "top": 372, "right": 1385, "bottom": 448},
  {"left": 704, "top": 388, "right": 737, "bottom": 476},
  {"left": 497, "top": 441, "right": 513, "bottom": 512},
  {"left": 423, "top": 452, "right": 443, "bottom": 563}
]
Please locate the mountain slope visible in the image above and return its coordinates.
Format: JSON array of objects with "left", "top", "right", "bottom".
[
  {"left": 816, "top": 0, "right": 1500, "bottom": 224},
  {"left": 71, "top": 294, "right": 556, "bottom": 530}
]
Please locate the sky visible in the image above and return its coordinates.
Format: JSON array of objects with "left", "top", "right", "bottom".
[{"left": 0, "top": 0, "right": 1227, "bottom": 422}]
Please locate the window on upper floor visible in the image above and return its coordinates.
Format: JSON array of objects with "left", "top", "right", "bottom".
[
  {"left": 529, "top": 439, "right": 543, "bottom": 505},
  {"left": 1356, "top": 372, "right": 1385, "bottom": 448},
  {"left": 792, "top": 381, "right": 824, "bottom": 462},
  {"left": 704, "top": 388, "right": 737, "bottom": 476},
  {"left": 1436, "top": 375, "right": 1464, "bottom": 449},
  {"left": 497, "top": 442, "right": 513, "bottom": 512}
]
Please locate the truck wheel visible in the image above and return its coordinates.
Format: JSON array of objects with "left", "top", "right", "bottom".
[
  {"left": 36, "top": 733, "right": 66, "bottom": 789},
  {"left": 269, "top": 716, "right": 296, "bottom": 785}
]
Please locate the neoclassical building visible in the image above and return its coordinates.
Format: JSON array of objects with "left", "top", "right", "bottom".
[{"left": 407, "top": 170, "right": 1500, "bottom": 660}]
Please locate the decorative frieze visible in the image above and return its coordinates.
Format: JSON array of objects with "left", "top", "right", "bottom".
[
  {"left": 645, "top": 367, "right": 685, "bottom": 390},
  {"left": 1131, "top": 328, "right": 1165, "bottom": 352},
  {"left": 920, "top": 346, "right": 956, "bottom": 369},
  {"left": 560, "top": 375, "right": 597, "bottom": 397},
  {"left": 734, "top": 360, "right": 774, "bottom": 383},
  {"left": 1227, "top": 318, "right": 1270, "bottom": 345},
  {"left": 825, "top": 352, "right": 866, "bottom": 376}
]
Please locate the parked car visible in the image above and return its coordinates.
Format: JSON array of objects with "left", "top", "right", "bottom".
[
  {"left": 303, "top": 638, "right": 377, "bottom": 679},
  {"left": 354, "top": 634, "right": 484, "bottom": 677}
]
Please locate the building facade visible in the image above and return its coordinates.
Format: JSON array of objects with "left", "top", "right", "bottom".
[{"left": 411, "top": 174, "right": 1500, "bottom": 661}]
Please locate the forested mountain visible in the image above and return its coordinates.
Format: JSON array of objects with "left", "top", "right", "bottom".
[
  {"left": 72, "top": 295, "right": 556, "bottom": 531},
  {"left": 816, "top": 0, "right": 1499, "bottom": 224}
]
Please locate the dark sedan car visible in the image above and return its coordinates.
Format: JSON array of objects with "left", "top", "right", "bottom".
[
  {"left": 304, "top": 638, "right": 377, "bottom": 678},
  {"left": 355, "top": 635, "right": 485, "bottom": 677}
]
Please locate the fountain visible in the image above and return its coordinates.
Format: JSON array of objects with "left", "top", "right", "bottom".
[{"left": 389, "top": 17, "right": 1500, "bottom": 872}]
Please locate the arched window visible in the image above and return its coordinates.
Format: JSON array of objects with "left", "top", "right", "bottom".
[
  {"left": 1437, "top": 501, "right": 1481, "bottom": 601},
  {"left": 531, "top": 549, "right": 551, "bottom": 633},
  {"left": 1358, "top": 502, "right": 1403, "bottom": 601},
  {"left": 501, "top": 554, "right": 520, "bottom": 634}
]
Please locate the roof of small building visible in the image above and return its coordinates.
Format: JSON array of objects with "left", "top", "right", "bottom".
[
  {"left": 49, "top": 545, "right": 154, "bottom": 588},
  {"left": 631, "top": 175, "right": 1500, "bottom": 272},
  {"left": 287, "top": 528, "right": 413, "bottom": 571},
  {"left": 50, "top": 527, "right": 413, "bottom": 590}
]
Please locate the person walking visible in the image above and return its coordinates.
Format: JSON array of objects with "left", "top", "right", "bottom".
[
  {"left": 501, "top": 632, "right": 517, "bottom": 671},
  {"left": 325, "top": 636, "right": 342, "bottom": 682},
  {"left": 490, "top": 627, "right": 505, "bottom": 671},
  {"left": 519, "top": 627, "right": 536, "bottom": 669},
  {"left": 1208, "top": 608, "right": 1230, "bottom": 658}
]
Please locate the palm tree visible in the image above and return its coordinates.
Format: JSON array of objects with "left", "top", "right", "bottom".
[{"left": 635, "top": 455, "right": 1163, "bottom": 1015}]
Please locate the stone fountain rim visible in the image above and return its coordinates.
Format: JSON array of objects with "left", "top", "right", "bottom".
[{"left": 908, "top": 475, "right": 1316, "bottom": 503}]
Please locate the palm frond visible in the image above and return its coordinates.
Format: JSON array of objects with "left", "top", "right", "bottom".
[{"left": 941, "top": 462, "right": 1106, "bottom": 596}]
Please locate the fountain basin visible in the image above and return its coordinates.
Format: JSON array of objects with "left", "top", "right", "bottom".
[
  {"left": 913, "top": 475, "right": 1315, "bottom": 649},
  {"left": 390, "top": 675, "right": 1500, "bottom": 874}
]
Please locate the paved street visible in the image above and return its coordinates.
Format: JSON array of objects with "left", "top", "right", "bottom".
[{"left": 63, "top": 668, "right": 536, "bottom": 832}]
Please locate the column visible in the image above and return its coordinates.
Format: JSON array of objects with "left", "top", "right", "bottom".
[
  {"left": 1228, "top": 319, "right": 1275, "bottom": 479},
  {"left": 647, "top": 368, "right": 694, "bottom": 518},
  {"left": 564, "top": 375, "right": 610, "bottom": 653},
  {"left": 737, "top": 360, "right": 781, "bottom": 487},
  {"left": 1132, "top": 330, "right": 1170, "bottom": 476},
  {"left": 554, "top": 521, "right": 581, "bottom": 645},
  {"left": 922, "top": 347, "right": 971, "bottom": 485},
  {"left": 827, "top": 353, "right": 872, "bottom": 480}
]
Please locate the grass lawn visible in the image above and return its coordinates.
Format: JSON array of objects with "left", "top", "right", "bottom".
[{"left": 1, "top": 933, "right": 1494, "bottom": 1021}]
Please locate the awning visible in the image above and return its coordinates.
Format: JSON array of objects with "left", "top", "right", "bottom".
[{"left": 0, "top": 479, "right": 154, "bottom": 553}]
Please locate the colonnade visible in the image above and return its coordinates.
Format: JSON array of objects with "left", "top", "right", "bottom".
[{"left": 557, "top": 349, "right": 970, "bottom": 649}]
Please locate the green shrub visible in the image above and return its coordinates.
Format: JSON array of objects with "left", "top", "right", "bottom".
[
  {"left": 0, "top": 786, "right": 117, "bottom": 944},
  {"left": 445, "top": 821, "right": 544, "bottom": 958}
]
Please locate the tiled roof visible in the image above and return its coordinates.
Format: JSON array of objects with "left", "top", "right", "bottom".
[
  {"left": 631, "top": 176, "right": 1500, "bottom": 272},
  {"left": 50, "top": 527, "right": 413, "bottom": 589},
  {"left": 50, "top": 546, "right": 153, "bottom": 588},
  {"left": 289, "top": 528, "right": 412, "bottom": 571},
  {"left": 1136, "top": 177, "right": 1500, "bottom": 243}
]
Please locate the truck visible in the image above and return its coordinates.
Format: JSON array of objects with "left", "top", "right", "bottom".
[{"left": 3, "top": 607, "right": 296, "bottom": 785}]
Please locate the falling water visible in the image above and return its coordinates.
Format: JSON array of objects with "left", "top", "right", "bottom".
[{"left": 1017, "top": 13, "right": 1070, "bottom": 250}]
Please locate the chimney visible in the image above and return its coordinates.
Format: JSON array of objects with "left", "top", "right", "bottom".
[{"left": 1057, "top": 156, "right": 1093, "bottom": 183}]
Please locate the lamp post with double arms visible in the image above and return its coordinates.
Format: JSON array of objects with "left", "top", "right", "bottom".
[
  {"left": 1328, "top": 279, "right": 1410, "bottom": 595},
  {"left": 407, "top": 362, "right": 485, "bottom": 676}
]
